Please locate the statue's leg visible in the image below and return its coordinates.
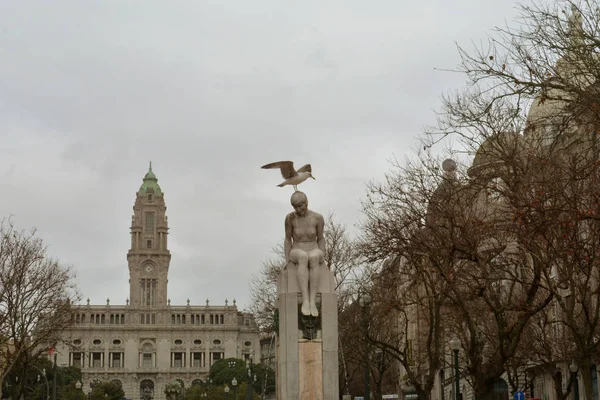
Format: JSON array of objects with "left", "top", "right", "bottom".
[
  {"left": 308, "top": 251, "right": 323, "bottom": 317},
  {"left": 291, "top": 249, "right": 311, "bottom": 316}
]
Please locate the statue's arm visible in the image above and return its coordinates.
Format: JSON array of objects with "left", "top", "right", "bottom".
[
  {"left": 316, "top": 213, "right": 325, "bottom": 254},
  {"left": 284, "top": 213, "right": 293, "bottom": 262}
]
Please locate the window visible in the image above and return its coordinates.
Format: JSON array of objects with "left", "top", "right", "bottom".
[
  {"left": 92, "top": 339, "right": 102, "bottom": 345},
  {"left": 172, "top": 352, "right": 185, "bottom": 368},
  {"left": 142, "top": 353, "right": 152, "bottom": 368},
  {"left": 147, "top": 240, "right": 152, "bottom": 249},
  {"left": 210, "top": 352, "right": 224, "bottom": 365},
  {"left": 192, "top": 352, "right": 204, "bottom": 367},
  {"left": 110, "top": 352, "right": 123, "bottom": 368},
  {"left": 91, "top": 352, "right": 103, "bottom": 368},
  {"left": 201, "top": 314, "right": 205, "bottom": 324},
  {"left": 220, "top": 314, "right": 224, "bottom": 324},
  {"left": 71, "top": 352, "right": 83, "bottom": 368},
  {"left": 113, "top": 339, "right": 121, "bottom": 345},
  {"left": 193, "top": 339, "right": 202, "bottom": 346},
  {"left": 148, "top": 194, "right": 153, "bottom": 201},
  {"left": 145, "top": 213, "right": 154, "bottom": 233},
  {"left": 140, "top": 279, "right": 157, "bottom": 307}
]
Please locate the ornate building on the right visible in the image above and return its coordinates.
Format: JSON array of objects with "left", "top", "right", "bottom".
[{"left": 394, "top": 8, "right": 600, "bottom": 400}]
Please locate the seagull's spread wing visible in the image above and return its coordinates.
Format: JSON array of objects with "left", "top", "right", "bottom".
[
  {"left": 297, "top": 164, "right": 312, "bottom": 174},
  {"left": 261, "top": 161, "right": 297, "bottom": 179}
]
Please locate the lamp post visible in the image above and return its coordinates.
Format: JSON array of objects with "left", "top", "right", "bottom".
[
  {"left": 75, "top": 381, "right": 82, "bottom": 400},
  {"left": 359, "top": 292, "right": 372, "bottom": 400},
  {"left": 246, "top": 350, "right": 255, "bottom": 400},
  {"left": 374, "top": 348, "right": 384, "bottom": 400},
  {"left": 570, "top": 362, "right": 579, "bottom": 400},
  {"left": 224, "top": 384, "right": 230, "bottom": 400},
  {"left": 232, "top": 377, "right": 238, "bottom": 399},
  {"left": 32, "top": 366, "right": 50, "bottom": 400},
  {"left": 449, "top": 338, "right": 461, "bottom": 400}
]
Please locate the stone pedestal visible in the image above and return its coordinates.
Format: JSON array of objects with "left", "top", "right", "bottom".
[{"left": 276, "top": 262, "right": 339, "bottom": 400}]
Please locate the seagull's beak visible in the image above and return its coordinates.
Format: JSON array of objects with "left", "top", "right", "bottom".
[{"left": 311, "top": 174, "right": 316, "bottom": 180}]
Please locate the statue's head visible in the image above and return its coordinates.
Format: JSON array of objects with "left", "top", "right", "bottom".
[{"left": 291, "top": 191, "right": 308, "bottom": 216}]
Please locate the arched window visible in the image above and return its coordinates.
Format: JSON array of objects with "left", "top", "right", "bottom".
[
  {"left": 101, "top": 314, "right": 105, "bottom": 324},
  {"left": 81, "top": 314, "right": 85, "bottom": 324},
  {"left": 110, "top": 315, "right": 115, "bottom": 324},
  {"left": 140, "top": 380, "right": 154, "bottom": 399},
  {"left": 172, "top": 315, "right": 175, "bottom": 324},
  {"left": 182, "top": 315, "right": 186, "bottom": 324},
  {"left": 121, "top": 314, "right": 125, "bottom": 324},
  {"left": 220, "top": 315, "right": 224, "bottom": 324},
  {"left": 145, "top": 213, "right": 155, "bottom": 233},
  {"left": 201, "top": 314, "right": 205, "bottom": 324}
]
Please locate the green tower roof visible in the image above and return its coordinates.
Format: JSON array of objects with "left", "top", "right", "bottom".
[{"left": 139, "top": 161, "right": 163, "bottom": 196}]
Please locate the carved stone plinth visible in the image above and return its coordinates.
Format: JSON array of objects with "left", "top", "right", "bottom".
[{"left": 276, "top": 262, "right": 339, "bottom": 400}]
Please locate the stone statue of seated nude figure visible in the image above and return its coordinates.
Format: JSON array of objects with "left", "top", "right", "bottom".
[{"left": 285, "top": 191, "right": 325, "bottom": 317}]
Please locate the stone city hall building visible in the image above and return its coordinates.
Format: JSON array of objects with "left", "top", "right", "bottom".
[{"left": 54, "top": 165, "right": 260, "bottom": 400}]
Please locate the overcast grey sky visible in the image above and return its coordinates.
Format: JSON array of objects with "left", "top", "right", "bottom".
[{"left": 0, "top": 0, "right": 522, "bottom": 310}]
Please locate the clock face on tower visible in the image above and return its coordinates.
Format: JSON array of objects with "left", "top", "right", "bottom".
[{"left": 144, "top": 264, "right": 154, "bottom": 273}]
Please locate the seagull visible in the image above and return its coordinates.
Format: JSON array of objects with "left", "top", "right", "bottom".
[{"left": 261, "top": 161, "right": 315, "bottom": 191}]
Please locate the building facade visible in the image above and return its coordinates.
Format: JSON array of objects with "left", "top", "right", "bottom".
[{"left": 54, "top": 164, "right": 260, "bottom": 400}]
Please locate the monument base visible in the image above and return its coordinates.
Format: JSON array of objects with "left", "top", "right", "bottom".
[
  {"left": 299, "top": 340, "right": 323, "bottom": 400},
  {"left": 276, "top": 264, "right": 339, "bottom": 400}
]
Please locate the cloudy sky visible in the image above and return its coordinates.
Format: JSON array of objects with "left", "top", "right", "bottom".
[{"left": 0, "top": 0, "right": 522, "bottom": 310}]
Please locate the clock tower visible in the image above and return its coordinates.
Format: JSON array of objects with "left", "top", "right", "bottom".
[{"left": 127, "top": 163, "right": 171, "bottom": 308}]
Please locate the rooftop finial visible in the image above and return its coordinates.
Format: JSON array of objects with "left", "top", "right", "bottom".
[
  {"left": 442, "top": 159, "right": 457, "bottom": 180},
  {"left": 149, "top": 161, "right": 153, "bottom": 172},
  {"left": 568, "top": 5, "right": 584, "bottom": 48}
]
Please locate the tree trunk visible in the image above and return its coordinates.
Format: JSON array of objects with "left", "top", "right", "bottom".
[{"left": 579, "top": 361, "right": 594, "bottom": 400}]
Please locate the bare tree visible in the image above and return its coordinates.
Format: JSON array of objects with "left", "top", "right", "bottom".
[
  {"left": 0, "top": 220, "right": 80, "bottom": 399},
  {"left": 359, "top": 147, "right": 559, "bottom": 400}
]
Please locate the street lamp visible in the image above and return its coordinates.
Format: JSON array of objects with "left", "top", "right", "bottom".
[
  {"left": 232, "top": 377, "right": 238, "bottom": 399},
  {"left": 75, "top": 381, "right": 82, "bottom": 400},
  {"left": 359, "top": 292, "right": 372, "bottom": 400},
  {"left": 224, "top": 384, "right": 230, "bottom": 400},
  {"left": 32, "top": 366, "right": 50, "bottom": 400},
  {"left": 570, "top": 362, "right": 579, "bottom": 400},
  {"left": 449, "top": 338, "right": 461, "bottom": 400},
  {"left": 246, "top": 350, "right": 255, "bottom": 400}
]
